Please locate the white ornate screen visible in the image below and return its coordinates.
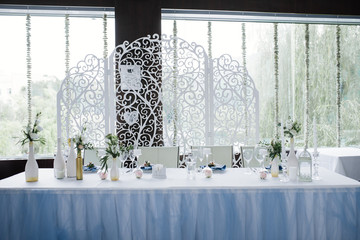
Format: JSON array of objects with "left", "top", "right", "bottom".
[
  {"left": 162, "top": 35, "right": 259, "bottom": 160},
  {"left": 57, "top": 54, "right": 108, "bottom": 147},
  {"left": 108, "top": 34, "right": 163, "bottom": 147},
  {"left": 57, "top": 35, "right": 259, "bottom": 162},
  {"left": 162, "top": 36, "right": 208, "bottom": 154},
  {"left": 212, "top": 54, "right": 259, "bottom": 146}
]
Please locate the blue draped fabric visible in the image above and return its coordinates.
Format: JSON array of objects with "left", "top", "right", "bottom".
[{"left": 1, "top": 187, "right": 359, "bottom": 240}]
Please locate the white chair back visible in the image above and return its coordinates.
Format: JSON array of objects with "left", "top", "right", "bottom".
[
  {"left": 138, "top": 146, "right": 180, "bottom": 168},
  {"left": 191, "top": 145, "right": 233, "bottom": 167}
]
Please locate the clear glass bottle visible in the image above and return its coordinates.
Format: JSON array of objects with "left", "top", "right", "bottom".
[{"left": 298, "top": 148, "right": 312, "bottom": 182}]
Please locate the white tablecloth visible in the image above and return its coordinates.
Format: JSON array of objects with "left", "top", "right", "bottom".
[
  {"left": 314, "top": 147, "right": 360, "bottom": 181},
  {"left": 0, "top": 168, "right": 359, "bottom": 240}
]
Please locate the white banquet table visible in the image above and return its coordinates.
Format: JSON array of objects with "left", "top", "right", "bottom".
[
  {"left": 314, "top": 147, "right": 360, "bottom": 181},
  {"left": 0, "top": 168, "right": 359, "bottom": 240}
]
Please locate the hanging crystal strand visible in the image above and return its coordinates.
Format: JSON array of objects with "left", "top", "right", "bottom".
[
  {"left": 274, "top": 23, "right": 279, "bottom": 138},
  {"left": 208, "top": 21, "right": 212, "bottom": 60},
  {"left": 336, "top": 25, "right": 341, "bottom": 147},
  {"left": 207, "top": 21, "right": 214, "bottom": 146},
  {"left": 304, "top": 24, "right": 310, "bottom": 148},
  {"left": 103, "top": 14, "right": 108, "bottom": 59},
  {"left": 26, "top": 14, "right": 32, "bottom": 125},
  {"left": 172, "top": 20, "right": 178, "bottom": 146},
  {"left": 65, "top": 14, "right": 70, "bottom": 140},
  {"left": 242, "top": 23, "right": 249, "bottom": 142}
]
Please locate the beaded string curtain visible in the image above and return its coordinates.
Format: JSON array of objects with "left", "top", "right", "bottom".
[{"left": 26, "top": 14, "right": 32, "bottom": 125}]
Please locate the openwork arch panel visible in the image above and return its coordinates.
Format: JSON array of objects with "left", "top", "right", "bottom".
[
  {"left": 57, "top": 54, "right": 107, "bottom": 147},
  {"left": 212, "top": 54, "right": 259, "bottom": 147},
  {"left": 162, "top": 36, "right": 259, "bottom": 160},
  {"left": 162, "top": 35, "right": 208, "bottom": 154},
  {"left": 110, "top": 34, "right": 163, "bottom": 147}
]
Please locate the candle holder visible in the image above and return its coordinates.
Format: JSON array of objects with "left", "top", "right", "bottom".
[{"left": 312, "top": 151, "right": 321, "bottom": 180}]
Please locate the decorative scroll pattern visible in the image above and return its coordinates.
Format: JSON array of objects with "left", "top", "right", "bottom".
[
  {"left": 111, "top": 34, "right": 163, "bottom": 147},
  {"left": 212, "top": 54, "right": 259, "bottom": 145},
  {"left": 57, "top": 35, "right": 259, "bottom": 169},
  {"left": 162, "top": 35, "right": 208, "bottom": 154},
  {"left": 162, "top": 35, "right": 259, "bottom": 167},
  {"left": 57, "top": 54, "right": 106, "bottom": 147}
]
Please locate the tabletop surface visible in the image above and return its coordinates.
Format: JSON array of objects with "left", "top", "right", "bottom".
[
  {"left": 1, "top": 167, "right": 359, "bottom": 191},
  {"left": 316, "top": 147, "right": 360, "bottom": 157}
]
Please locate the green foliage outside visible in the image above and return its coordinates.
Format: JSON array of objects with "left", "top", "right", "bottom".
[{"left": 0, "top": 75, "right": 60, "bottom": 156}]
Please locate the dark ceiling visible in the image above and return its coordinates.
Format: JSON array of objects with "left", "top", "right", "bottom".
[{"left": 2, "top": 0, "right": 360, "bottom": 16}]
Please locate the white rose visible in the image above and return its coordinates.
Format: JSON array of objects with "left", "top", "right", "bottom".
[
  {"left": 203, "top": 167, "right": 213, "bottom": 178},
  {"left": 30, "top": 133, "right": 38, "bottom": 140},
  {"left": 134, "top": 169, "right": 143, "bottom": 179}
]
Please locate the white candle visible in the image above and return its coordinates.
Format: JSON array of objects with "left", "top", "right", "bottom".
[
  {"left": 289, "top": 167, "right": 297, "bottom": 181},
  {"left": 313, "top": 117, "right": 318, "bottom": 154},
  {"left": 280, "top": 120, "right": 286, "bottom": 159}
]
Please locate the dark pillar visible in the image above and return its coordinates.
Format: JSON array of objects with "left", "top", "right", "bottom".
[
  {"left": 115, "top": 0, "right": 162, "bottom": 45},
  {"left": 114, "top": 0, "right": 163, "bottom": 148}
]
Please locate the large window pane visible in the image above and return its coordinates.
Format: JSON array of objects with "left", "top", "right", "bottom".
[{"left": 0, "top": 13, "right": 115, "bottom": 157}]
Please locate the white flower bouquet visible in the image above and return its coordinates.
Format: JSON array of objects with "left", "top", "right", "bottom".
[
  {"left": 19, "top": 112, "right": 45, "bottom": 146},
  {"left": 73, "top": 126, "right": 93, "bottom": 153},
  {"left": 282, "top": 116, "right": 301, "bottom": 139}
]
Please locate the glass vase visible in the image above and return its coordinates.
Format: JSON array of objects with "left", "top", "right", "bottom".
[
  {"left": 110, "top": 157, "right": 119, "bottom": 181},
  {"left": 271, "top": 156, "right": 279, "bottom": 177},
  {"left": 76, "top": 150, "right": 83, "bottom": 180}
]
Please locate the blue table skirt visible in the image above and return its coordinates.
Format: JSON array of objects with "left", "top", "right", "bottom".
[{"left": 1, "top": 187, "right": 359, "bottom": 240}]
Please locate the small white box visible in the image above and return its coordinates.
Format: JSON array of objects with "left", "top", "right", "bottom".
[{"left": 152, "top": 164, "right": 167, "bottom": 179}]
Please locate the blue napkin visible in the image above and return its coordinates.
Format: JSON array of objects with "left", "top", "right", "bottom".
[
  {"left": 83, "top": 166, "right": 99, "bottom": 173},
  {"left": 140, "top": 165, "right": 152, "bottom": 171},
  {"left": 200, "top": 165, "right": 226, "bottom": 171},
  {"left": 265, "top": 165, "right": 283, "bottom": 171}
]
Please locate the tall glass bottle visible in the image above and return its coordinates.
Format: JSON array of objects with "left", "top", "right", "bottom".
[{"left": 54, "top": 137, "right": 65, "bottom": 179}]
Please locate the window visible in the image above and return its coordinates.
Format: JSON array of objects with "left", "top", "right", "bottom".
[
  {"left": 0, "top": 6, "right": 115, "bottom": 157},
  {"left": 162, "top": 10, "right": 360, "bottom": 148}
]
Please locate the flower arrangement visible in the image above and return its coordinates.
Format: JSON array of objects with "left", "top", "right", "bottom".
[
  {"left": 19, "top": 112, "right": 46, "bottom": 146},
  {"left": 266, "top": 138, "right": 282, "bottom": 160},
  {"left": 143, "top": 160, "right": 151, "bottom": 167},
  {"left": 72, "top": 126, "right": 93, "bottom": 153},
  {"left": 100, "top": 134, "right": 121, "bottom": 173},
  {"left": 99, "top": 134, "right": 134, "bottom": 172},
  {"left": 282, "top": 116, "right": 301, "bottom": 139}
]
